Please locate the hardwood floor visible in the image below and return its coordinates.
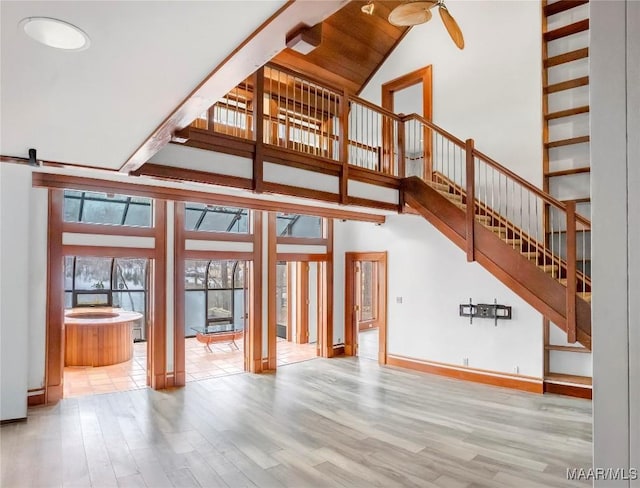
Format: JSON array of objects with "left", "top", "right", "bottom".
[
  {"left": 1, "top": 358, "right": 592, "bottom": 487},
  {"left": 357, "top": 328, "right": 379, "bottom": 361}
]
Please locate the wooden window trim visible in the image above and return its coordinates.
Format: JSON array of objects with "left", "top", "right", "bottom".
[
  {"left": 45, "top": 192, "right": 168, "bottom": 403},
  {"left": 62, "top": 222, "right": 155, "bottom": 237}
]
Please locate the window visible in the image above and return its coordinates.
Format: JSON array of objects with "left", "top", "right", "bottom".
[
  {"left": 360, "top": 261, "right": 377, "bottom": 322},
  {"left": 184, "top": 260, "right": 247, "bottom": 336},
  {"left": 276, "top": 213, "right": 323, "bottom": 238},
  {"left": 276, "top": 262, "right": 288, "bottom": 328},
  {"left": 63, "top": 190, "right": 152, "bottom": 227},
  {"left": 64, "top": 256, "right": 148, "bottom": 339},
  {"left": 184, "top": 204, "right": 249, "bottom": 233}
]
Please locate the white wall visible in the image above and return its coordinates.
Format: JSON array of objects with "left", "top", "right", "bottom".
[
  {"left": 591, "top": 0, "right": 640, "bottom": 482},
  {"left": 308, "top": 262, "right": 318, "bottom": 344},
  {"left": 360, "top": 0, "right": 543, "bottom": 188},
  {"left": 334, "top": 0, "right": 545, "bottom": 378},
  {"left": 333, "top": 215, "right": 543, "bottom": 377},
  {"left": 0, "top": 164, "right": 47, "bottom": 421},
  {"left": 27, "top": 186, "right": 48, "bottom": 394}
]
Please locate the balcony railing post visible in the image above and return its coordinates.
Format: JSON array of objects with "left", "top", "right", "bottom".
[
  {"left": 424, "top": 124, "right": 433, "bottom": 182},
  {"left": 465, "top": 139, "right": 475, "bottom": 262},
  {"left": 398, "top": 120, "right": 406, "bottom": 179},
  {"left": 253, "top": 67, "right": 265, "bottom": 193},
  {"left": 207, "top": 107, "right": 215, "bottom": 133},
  {"left": 566, "top": 201, "right": 577, "bottom": 343},
  {"left": 339, "top": 89, "right": 349, "bottom": 204}
]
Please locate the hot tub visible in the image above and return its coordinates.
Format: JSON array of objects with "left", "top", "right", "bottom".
[{"left": 64, "top": 308, "right": 143, "bottom": 367}]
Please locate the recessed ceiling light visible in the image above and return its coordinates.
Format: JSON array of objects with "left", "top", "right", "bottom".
[{"left": 19, "top": 17, "right": 90, "bottom": 51}]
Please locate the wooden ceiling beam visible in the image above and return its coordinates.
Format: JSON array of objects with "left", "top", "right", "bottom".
[
  {"left": 119, "top": 0, "right": 348, "bottom": 174},
  {"left": 33, "top": 171, "right": 387, "bottom": 224}
]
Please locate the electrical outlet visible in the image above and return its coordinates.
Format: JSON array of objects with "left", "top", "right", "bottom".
[
  {"left": 396, "top": 296, "right": 403, "bottom": 304},
  {"left": 463, "top": 357, "right": 469, "bottom": 366}
]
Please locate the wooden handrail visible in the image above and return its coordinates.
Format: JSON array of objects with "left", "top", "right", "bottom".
[
  {"left": 399, "top": 113, "right": 591, "bottom": 230},
  {"left": 432, "top": 171, "right": 591, "bottom": 289},
  {"left": 472, "top": 148, "right": 565, "bottom": 209},
  {"left": 348, "top": 96, "right": 402, "bottom": 122},
  {"left": 472, "top": 147, "right": 591, "bottom": 228},
  {"left": 400, "top": 113, "right": 466, "bottom": 148}
]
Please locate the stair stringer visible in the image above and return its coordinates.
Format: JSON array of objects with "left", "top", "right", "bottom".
[{"left": 402, "top": 177, "right": 591, "bottom": 350}]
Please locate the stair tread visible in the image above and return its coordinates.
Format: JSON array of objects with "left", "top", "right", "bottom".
[
  {"left": 544, "top": 0, "right": 589, "bottom": 17},
  {"left": 545, "top": 135, "right": 590, "bottom": 148},
  {"left": 545, "top": 373, "right": 592, "bottom": 386},
  {"left": 427, "top": 181, "right": 451, "bottom": 192},
  {"left": 487, "top": 225, "right": 507, "bottom": 233},
  {"left": 543, "top": 19, "right": 589, "bottom": 42},
  {"left": 545, "top": 344, "right": 590, "bottom": 353},
  {"left": 544, "top": 76, "right": 589, "bottom": 94},
  {"left": 538, "top": 264, "right": 560, "bottom": 272},
  {"left": 443, "top": 192, "right": 464, "bottom": 202},
  {"left": 545, "top": 105, "right": 590, "bottom": 120},
  {"left": 521, "top": 251, "right": 539, "bottom": 260},
  {"left": 544, "top": 47, "right": 589, "bottom": 68},
  {"left": 545, "top": 166, "right": 591, "bottom": 177},
  {"left": 475, "top": 215, "right": 492, "bottom": 223}
]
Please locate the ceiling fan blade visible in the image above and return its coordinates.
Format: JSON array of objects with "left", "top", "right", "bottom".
[
  {"left": 388, "top": 1, "right": 437, "bottom": 27},
  {"left": 439, "top": 4, "right": 464, "bottom": 49}
]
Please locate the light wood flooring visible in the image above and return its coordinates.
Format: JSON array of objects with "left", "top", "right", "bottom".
[
  {"left": 1, "top": 358, "right": 592, "bottom": 487},
  {"left": 63, "top": 338, "right": 318, "bottom": 398},
  {"left": 357, "top": 328, "right": 379, "bottom": 361}
]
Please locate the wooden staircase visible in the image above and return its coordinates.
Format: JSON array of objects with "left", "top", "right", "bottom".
[
  {"left": 402, "top": 174, "right": 591, "bottom": 350},
  {"left": 174, "top": 59, "right": 594, "bottom": 369}
]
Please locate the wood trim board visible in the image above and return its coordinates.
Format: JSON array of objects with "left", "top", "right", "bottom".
[
  {"left": 387, "top": 354, "right": 544, "bottom": 394},
  {"left": 33, "top": 172, "right": 386, "bottom": 224}
]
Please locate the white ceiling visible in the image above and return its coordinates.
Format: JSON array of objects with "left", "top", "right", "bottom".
[{"left": 0, "top": 1, "right": 285, "bottom": 170}]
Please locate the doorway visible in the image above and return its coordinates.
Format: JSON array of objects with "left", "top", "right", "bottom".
[
  {"left": 184, "top": 259, "right": 248, "bottom": 381},
  {"left": 276, "top": 261, "right": 319, "bottom": 366},
  {"left": 344, "top": 252, "right": 388, "bottom": 363},
  {"left": 382, "top": 66, "right": 433, "bottom": 179},
  {"left": 62, "top": 256, "right": 150, "bottom": 397}
]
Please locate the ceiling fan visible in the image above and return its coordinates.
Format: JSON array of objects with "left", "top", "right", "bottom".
[{"left": 363, "top": 1, "right": 464, "bottom": 50}]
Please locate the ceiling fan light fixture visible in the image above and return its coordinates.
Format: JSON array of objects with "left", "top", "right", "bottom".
[
  {"left": 361, "top": 2, "right": 375, "bottom": 15},
  {"left": 19, "top": 17, "right": 90, "bottom": 51},
  {"left": 388, "top": 1, "right": 437, "bottom": 27}
]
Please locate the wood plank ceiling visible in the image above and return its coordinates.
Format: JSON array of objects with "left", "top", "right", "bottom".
[{"left": 273, "top": 1, "right": 410, "bottom": 94}]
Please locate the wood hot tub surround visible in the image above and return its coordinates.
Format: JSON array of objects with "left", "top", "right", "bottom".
[{"left": 64, "top": 308, "right": 143, "bottom": 367}]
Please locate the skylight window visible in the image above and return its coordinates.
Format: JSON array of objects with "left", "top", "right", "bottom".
[
  {"left": 63, "top": 190, "right": 153, "bottom": 227},
  {"left": 185, "top": 204, "right": 249, "bottom": 233}
]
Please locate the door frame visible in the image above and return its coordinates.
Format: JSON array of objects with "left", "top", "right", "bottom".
[
  {"left": 45, "top": 191, "right": 166, "bottom": 403},
  {"left": 344, "top": 252, "right": 388, "bottom": 364},
  {"left": 382, "top": 65, "right": 433, "bottom": 179},
  {"left": 267, "top": 213, "right": 334, "bottom": 369}
]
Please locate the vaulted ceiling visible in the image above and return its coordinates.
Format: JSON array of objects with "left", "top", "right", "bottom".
[
  {"left": 0, "top": 1, "right": 407, "bottom": 171},
  {"left": 273, "top": 1, "right": 410, "bottom": 94},
  {"left": 0, "top": 1, "right": 288, "bottom": 170}
]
